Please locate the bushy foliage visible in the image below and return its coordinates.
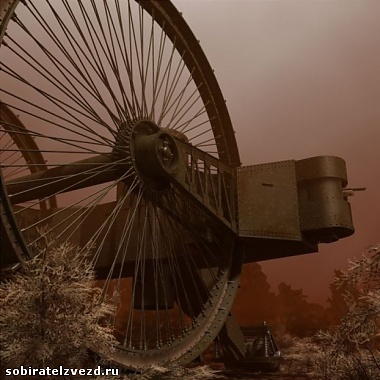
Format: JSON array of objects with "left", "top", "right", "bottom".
[
  {"left": 277, "top": 245, "right": 379, "bottom": 379},
  {"left": 326, "top": 269, "right": 358, "bottom": 326},
  {"left": 314, "top": 244, "right": 380, "bottom": 379},
  {"left": 0, "top": 239, "right": 117, "bottom": 371},
  {"left": 277, "top": 334, "right": 321, "bottom": 376}
]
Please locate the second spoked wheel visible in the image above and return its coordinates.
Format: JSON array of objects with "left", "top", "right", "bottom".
[{"left": 0, "top": 0, "right": 242, "bottom": 368}]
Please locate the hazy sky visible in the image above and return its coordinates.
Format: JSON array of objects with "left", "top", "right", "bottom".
[{"left": 173, "top": 0, "right": 380, "bottom": 304}]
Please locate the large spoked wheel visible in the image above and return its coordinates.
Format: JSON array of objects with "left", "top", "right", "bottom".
[{"left": 0, "top": 0, "right": 242, "bottom": 369}]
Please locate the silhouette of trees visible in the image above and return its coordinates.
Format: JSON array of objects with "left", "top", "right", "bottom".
[
  {"left": 275, "top": 282, "right": 307, "bottom": 334},
  {"left": 274, "top": 282, "right": 329, "bottom": 337},
  {"left": 233, "top": 263, "right": 329, "bottom": 336},
  {"left": 232, "top": 262, "right": 330, "bottom": 339},
  {"left": 232, "top": 263, "right": 276, "bottom": 326}
]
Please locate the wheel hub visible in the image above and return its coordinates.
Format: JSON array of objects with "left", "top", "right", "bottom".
[{"left": 115, "top": 120, "right": 180, "bottom": 191}]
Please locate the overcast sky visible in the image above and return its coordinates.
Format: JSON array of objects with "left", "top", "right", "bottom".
[{"left": 173, "top": 0, "right": 380, "bottom": 304}]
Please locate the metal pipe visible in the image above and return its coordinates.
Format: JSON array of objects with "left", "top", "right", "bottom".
[{"left": 5, "top": 154, "right": 120, "bottom": 204}]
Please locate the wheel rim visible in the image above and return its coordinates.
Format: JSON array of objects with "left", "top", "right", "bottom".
[
  {"left": 1, "top": 103, "right": 57, "bottom": 267},
  {"left": 0, "top": 0, "right": 241, "bottom": 368},
  {"left": 0, "top": 103, "right": 57, "bottom": 210}
]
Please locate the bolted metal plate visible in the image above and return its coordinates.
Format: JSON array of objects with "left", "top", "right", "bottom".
[
  {"left": 237, "top": 160, "right": 301, "bottom": 240},
  {"left": 296, "top": 156, "right": 354, "bottom": 242},
  {"left": 218, "top": 314, "right": 247, "bottom": 360}
]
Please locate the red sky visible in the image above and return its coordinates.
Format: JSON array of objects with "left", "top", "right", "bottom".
[{"left": 173, "top": 0, "right": 380, "bottom": 304}]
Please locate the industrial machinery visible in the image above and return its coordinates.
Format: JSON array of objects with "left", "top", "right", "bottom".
[
  {"left": 217, "top": 322, "right": 281, "bottom": 372},
  {"left": 1, "top": 0, "right": 357, "bottom": 370}
]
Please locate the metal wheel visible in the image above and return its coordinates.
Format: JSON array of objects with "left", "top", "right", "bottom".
[
  {"left": 1, "top": 103, "right": 57, "bottom": 268},
  {"left": 0, "top": 0, "right": 242, "bottom": 368},
  {"left": 0, "top": 104, "right": 57, "bottom": 209}
]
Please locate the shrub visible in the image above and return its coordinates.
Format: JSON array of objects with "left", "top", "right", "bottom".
[
  {"left": 0, "top": 239, "right": 116, "bottom": 372},
  {"left": 314, "top": 244, "right": 380, "bottom": 380}
]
